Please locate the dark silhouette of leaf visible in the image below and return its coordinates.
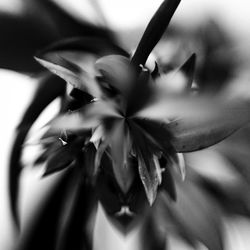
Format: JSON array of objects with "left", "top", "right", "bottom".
[
  {"left": 34, "top": 139, "right": 63, "bottom": 166},
  {"left": 17, "top": 167, "right": 80, "bottom": 250},
  {"left": 96, "top": 163, "right": 122, "bottom": 215},
  {"left": 0, "top": 0, "right": 116, "bottom": 73},
  {"left": 131, "top": 0, "right": 181, "bottom": 68},
  {"left": 35, "top": 37, "right": 129, "bottom": 97},
  {"left": 82, "top": 143, "right": 97, "bottom": 180},
  {"left": 55, "top": 172, "right": 98, "bottom": 250},
  {"left": 9, "top": 74, "right": 66, "bottom": 228},
  {"left": 37, "top": 36, "right": 128, "bottom": 57}
]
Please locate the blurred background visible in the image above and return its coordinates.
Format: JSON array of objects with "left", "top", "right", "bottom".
[{"left": 1, "top": 0, "right": 250, "bottom": 250}]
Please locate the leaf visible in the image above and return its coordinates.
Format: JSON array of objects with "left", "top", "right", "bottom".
[
  {"left": 129, "top": 121, "right": 161, "bottom": 205},
  {"left": 168, "top": 101, "right": 250, "bottom": 152},
  {"left": 17, "top": 168, "right": 80, "bottom": 250},
  {"left": 82, "top": 143, "right": 97, "bottom": 179},
  {"left": 43, "top": 136, "right": 87, "bottom": 176},
  {"left": 55, "top": 176, "right": 97, "bottom": 250},
  {"left": 96, "top": 167, "right": 122, "bottom": 215},
  {"left": 0, "top": 0, "right": 116, "bottom": 73},
  {"left": 132, "top": 118, "right": 175, "bottom": 158},
  {"left": 37, "top": 36, "right": 128, "bottom": 58},
  {"left": 34, "top": 138, "right": 64, "bottom": 165},
  {"left": 136, "top": 94, "right": 250, "bottom": 152},
  {"left": 94, "top": 141, "right": 108, "bottom": 173},
  {"left": 162, "top": 178, "right": 224, "bottom": 250},
  {"left": 109, "top": 120, "right": 134, "bottom": 193},
  {"left": 131, "top": 0, "right": 181, "bottom": 68},
  {"left": 199, "top": 176, "right": 250, "bottom": 217},
  {"left": 35, "top": 55, "right": 102, "bottom": 98},
  {"left": 43, "top": 147, "right": 74, "bottom": 176},
  {"left": 9, "top": 74, "right": 66, "bottom": 228}
]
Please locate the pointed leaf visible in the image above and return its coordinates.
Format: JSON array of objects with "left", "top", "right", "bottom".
[
  {"left": 35, "top": 55, "right": 102, "bottom": 98},
  {"left": 169, "top": 101, "right": 250, "bottom": 152},
  {"left": 136, "top": 95, "right": 250, "bottom": 152},
  {"left": 129, "top": 122, "right": 161, "bottom": 205}
]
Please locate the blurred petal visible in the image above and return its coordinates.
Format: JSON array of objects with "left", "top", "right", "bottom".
[
  {"left": 49, "top": 100, "right": 122, "bottom": 132},
  {"left": 162, "top": 177, "right": 224, "bottom": 250},
  {"left": 109, "top": 120, "right": 133, "bottom": 193},
  {"left": 49, "top": 112, "right": 97, "bottom": 132},
  {"left": 95, "top": 55, "right": 135, "bottom": 97}
]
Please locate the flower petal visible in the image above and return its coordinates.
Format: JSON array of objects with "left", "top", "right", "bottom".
[
  {"left": 49, "top": 100, "right": 122, "bottom": 133},
  {"left": 162, "top": 177, "right": 224, "bottom": 250},
  {"left": 109, "top": 120, "right": 134, "bottom": 193},
  {"left": 95, "top": 55, "right": 135, "bottom": 97},
  {"left": 35, "top": 55, "right": 102, "bottom": 98},
  {"left": 129, "top": 122, "right": 161, "bottom": 205}
]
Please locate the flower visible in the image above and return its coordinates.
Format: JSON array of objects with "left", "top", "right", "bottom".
[
  {"left": 7, "top": 1, "right": 250, "bottom": 249},
  {"left": 34, "top": 0, "right": 250, "bottom": 219}
]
